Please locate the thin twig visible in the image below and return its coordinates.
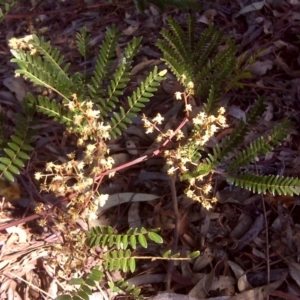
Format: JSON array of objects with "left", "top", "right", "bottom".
[
  {"left": 4, "top": 271, "right": 54, "bottom": 299},
  {"left": 166, "top": 173, "right": 180, "bottom": 291},
  {"left": 262, "top": 194, "right": 270, "bottom": 300}
]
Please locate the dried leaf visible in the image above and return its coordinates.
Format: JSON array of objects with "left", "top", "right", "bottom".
[
  {"left": 204, "top": 268, "right": 215, "bottom": 294},
  {"left": 232, "top": 214, "right": 264, "bottom": 252},
  {"left": 229, "top": 214, "right": 253, "bottom": 239},
  {"left": 97, "top": 193, "right": 160, "bottom": 213},
  {"left": 237, "top": 274, "right": 252, "bottom": 292},
  {"left": 131, "top": 59, "right": 161, "bottom": 75},
  {"left": 228, "top": 261, "right": 245, "bottom": 279},
  {"left": 123, "top": 23, "right": 139, "bottom": 35},
  {"left": 193, "top": 248, "right": 214, "bottom": 272},
  {"left": 126, "top": 139, "right": 138, "bottom": 155},
  {"left": 198, "top": 9, "right": 217, "bottom": 24},
  {"left": 189, "top": 273, "right": 235, "bottom": 299},
  {"left": 111, "top": 153, "right": 131, "bottom": 168},
  {"left": 289, "top": 262, "right": 300, "bottom": 288},
  {"left": 247, "top": 60, "right": 273, "bottom": 77},
  {"left": 128, "top": 202, "right": 142, "bottom": 228},
  {"left": 210, "top": 276, "right": 236, "bottom": 292},
  {"left": 149, "top": 293, "right": 201, "bottom": 300},
  {"left": 2, "top": 76, "right": 27, "bottom": 102},
  {"left": 47, "top": 280, "right": 58, "bottom": 298},
  {"left": 228, "top": 105, "right": 246, "bottom": 121},
  {"left": 252, "top": 248, "right": 266, "bottom": 260},
  {"left": 230, "top": 273, "right": 287, "bottom": 300},
  {"left": 263, "top": 102, "right": 274, "bottom": 121},
  {"left": 234, "top": 1, "right": 265, "bottom": 18},
  {"left": 275, "top": 53, "right": 300, "bottom": 77},
  {"left": 6, "top": 226, "right": 27, "bottom": 243}
]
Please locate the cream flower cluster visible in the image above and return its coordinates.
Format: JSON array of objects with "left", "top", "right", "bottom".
[{"left": 34, "top": 95, "right": 113, "bottom": 220}]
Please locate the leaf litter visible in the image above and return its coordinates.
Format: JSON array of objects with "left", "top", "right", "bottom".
[{"left": 1, "top": 0, "right": 300, "bottom": 299}]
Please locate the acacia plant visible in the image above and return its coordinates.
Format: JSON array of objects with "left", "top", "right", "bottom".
[
  {"left": 154, "top": 15, "right": 300, "bottom": 208},
  {"left": 6, "top": 14, "right": 300, "bottom": 299},
  {"left": 7, "top": 25, "right": 199, "bottom": 299}
]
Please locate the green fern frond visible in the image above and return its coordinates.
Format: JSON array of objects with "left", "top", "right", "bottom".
[
  {"left": 76, "top": 26, "right": 91, "bottom": 60},
  {"left": 228, "top": 137, "right": 273, "bottom": 173},
  {"left": 0, "top": 100, "right": 35, "bottom": 181},
  {"left": 0, "top": 0, "right": 18, "bottom": 22},
  {"left": 244, "top": 96, "right": 268, "bottom": 125},
  {"left": 108, "top": 279, "right": 142, "bottom": 299},
  {"left": 157, "top": 16, "right": 196, "bottom": 83},
  {"left": 226, "top": 70, "right": 252, "bottom": 90},
  {"left": 26, "top": 93, "right": 75, "bottom": 126},
  {"left": 187, "top": 14, "right": 195, "bottom": 53},
  {"left": 227, "top": 174, "right": 300, "bottom": 196},
  {"left": 99, "top": 36, "right": 142, "bottom": 118},
  {"left": 90, "top": 25, "right": 120, "bottom": 98},
  {"left": 268, "top": 119, "right": 293, "bottom": 145},
  {"left": 228, "top": 119, "right": 293, "bottom": 173},
  {"left": 10, "top": 37, "right": 76, "bottom": 101},
  {"left": 157, "top": 44, "right": 187, "bottom": 83},
  {"left": 198, "top": 40, "right": 237, "bottom": 104},
  {"left": 56, "top": 268, "right": 142, "bottom": 300},
  {"left": 167, "top": 17, "right": 190, "bottom": 64},
  {"left": 194, "top": 25, "right": 223, "bottom": 73},
  {"left": 109, "top": 67, "right": 167, "bottom": 138},
  {"left": 86, "top": 225, "right": 163, "bottom": 249},
  {"left": 181, "top": 162, "right": 213, "bottom": 180},
  {"left": 157, "top": 16, "right": 243, "bottom": 106},
  {"left": 209, "top": 97, "right": 267, "bottom": 165},
  {"left": 157, "top": 35, "right": 189, "bottom": 82},
  {"left": 203, "top": 85, "right": 218, "bottom": 116},
  {"left": 56, "top": 267, "right": 104, "bottom": 300}
]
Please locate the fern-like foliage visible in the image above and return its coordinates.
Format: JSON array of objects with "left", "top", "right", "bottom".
[
  {"left": 227, "top": 174, "right": 300, "bottom": 196},
  {"left": 55, "top": 226, "right": 164, "bottom": 300},
  {"left": 0, "top": 99, "right": 36, "bottom": 181},
  {"left": 98, "top": 35, "right": 142, "bottom": 118},
  {"left": 11, "top": 26, "right": 166, "bottom": 139},
  {"left": 26, "top": 93, "right": 75, "bottom": 126},
  {"left": 227, "top": 119, "right": 293, "bottom": 173},
  {"left": 89, "top": 25, "right": 120, "bottom": 99},
  {"left": 55, "top": 266, "right": 104, "bottom": 300},
  {"left": 156, "top": 15, "right": 299, "bottom": 197},
  {"left": 11, "top": 39, "right": 77, "bottom": 101},
  {"left": 86, "top": 226, "right": 162, "bottom": 273},
  {"left": 0, "top": 0, "right": 18, "bottom": 22},
  {"left": 209, "top": 97, "right": 267, "bottom": 166},
  {"left": 110, "top": 66, "right": 166, "bottom": 137},
  {"left": 108, "top": 279, "right": 142, "bottom": 299},
  {"left": 182, "top": 96, "right": 297, "bottom": 195},
  {"left": 86, "top": 225, "right": 163, "bottom": 249},
  {"left": 76, "top": 26, "right": 92, "bottom": 61},
  {"left": 56, "top": 225, "right": 199, "bottom": 299},
  {"left": 55, "top": 266, "right": 143, "bottom": 300},
  {"left": 157, "top": 15, "right": 251, "bottom": 114},
  {"left": 103, "top": 249, "right": 136, "bottom": 272}
]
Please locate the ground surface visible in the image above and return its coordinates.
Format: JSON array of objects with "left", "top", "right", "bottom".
[{"left": 1, "top": 0, "right": 300, "bottom": 299}]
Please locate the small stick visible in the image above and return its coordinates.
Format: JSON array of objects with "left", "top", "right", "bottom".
[{"left": 166, "top": 173, "right": 180, "bottom": 291}]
